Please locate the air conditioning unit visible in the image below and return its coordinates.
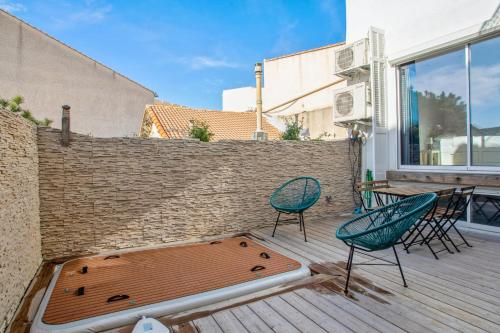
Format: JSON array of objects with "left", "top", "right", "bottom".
[
  {"left": 333, "top": 82, "right": 371, "bottom": 123},
  {"left": 334, "top": 39, "right": 369, "bottom": 77}
]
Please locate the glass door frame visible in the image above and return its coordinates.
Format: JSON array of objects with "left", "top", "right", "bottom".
[{"left": 396, "top": 36, "right": 500, "bottom": 173}]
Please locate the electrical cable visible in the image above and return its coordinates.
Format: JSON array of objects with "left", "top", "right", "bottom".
[{"left": 348, "top": 138, "right": 362, "bottom": 207}]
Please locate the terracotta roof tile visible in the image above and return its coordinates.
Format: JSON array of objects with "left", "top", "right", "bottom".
[{"left": 144, "top": 103, "right": 281, "bottom": 141}]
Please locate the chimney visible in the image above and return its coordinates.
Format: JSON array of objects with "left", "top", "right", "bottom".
[
  {"left": 61, "top": 105, "right": 70, "bottom": 146},
  {"left": 252, "top": 62, "right": 268, "bottom": 141}
]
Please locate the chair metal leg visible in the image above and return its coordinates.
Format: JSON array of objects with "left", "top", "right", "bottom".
[
  {"left": 422, "top": 220, "right": 453, "bottom": 258},
  {"left": 300, "top": 212, "right": 307, "bottom": 242},
  {"left": 299, "top": 213, "right": 302, "bottom": 231},
  {"left": 402, "top": 219, "right": 428, "bottom": 253},
  {"left": 392, "top": 246, "right": 407, "bottom": 287},
  {"left": 436, "top": 230, "right": 454, "bottom": 254},
  {"left": 272, "top": 212, "right": 281, "bottom": 237},
  {"left": 344, "top": 245, "right": 354, "bottom": 294},
  {"left": 452, "top": 224, "right": 473, "bottom": 247},
  {"left": 444, "top": 227, "right": 461, "bottom": 253},
  {"left": 443, "top": 218, "right": 473, "bottom": 249}
]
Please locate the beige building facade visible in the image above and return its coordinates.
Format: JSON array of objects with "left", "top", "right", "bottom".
[
  {"left": 0, "top": 10, "right": 155, "bottom": 137},
  {"left": 222, "top": 43, "right": 348, "bottom": 139}
]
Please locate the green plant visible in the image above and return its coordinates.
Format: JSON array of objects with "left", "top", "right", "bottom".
[
  {"left": 311, "top": 131, "right": 332, "bottom": 141},
  {"left": 0, "top": 95, "right": 52, "bottom": 126},
  {"left": 189, "top": 119, "right": 214, "bottom": 142},
  {"left": 281, "top": 119, "right": 303, "bottom": 141}
]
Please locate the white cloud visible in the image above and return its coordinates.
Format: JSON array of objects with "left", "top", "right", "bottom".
[
  {"left": 69, "top": 4, "right": 112, "bottom": 24},
  {"left": 189, "top": 56, "right": 242, "bottom": 70},
  {"left": 49, "top": 1, "right": 112, "bottom": 29},
  {"left": 413, "top": 64, "right": 467, "bottom": 99},
  {"left": 470, "top": 63, "right": 500, "bottom": 106},
  {"left": 0, "top": 0, "right": 27, "bottom": 13}
]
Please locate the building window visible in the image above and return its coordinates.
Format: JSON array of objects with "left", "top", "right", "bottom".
[{"left": 399, "top": 35, "right": 500, "bottom": 168}]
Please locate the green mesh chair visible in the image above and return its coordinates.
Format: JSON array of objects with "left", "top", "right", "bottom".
[
  {"left": 271, "top": 176, "right": 321, "bottom": 242},
  {"left": 336, "top": 193, "right": 437, "bottom": 294}
]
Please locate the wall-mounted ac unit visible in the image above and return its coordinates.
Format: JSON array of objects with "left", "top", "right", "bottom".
[
  {"left": 333, "top": 39, "right": 369, "bottom": 77},
  {"left": 333, "top": 82, "right": 371, "bottom": 123}
]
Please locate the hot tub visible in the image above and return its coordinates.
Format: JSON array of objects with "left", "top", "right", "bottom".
[{"left": 31, "top": 236, "right": 309, "bottom": 333}]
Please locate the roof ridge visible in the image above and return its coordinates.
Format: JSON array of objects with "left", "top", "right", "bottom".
[
  {"left": 150, "top": 102, "right": 254, "bottom": 114},
  {"left": 265, "top": 41, "right": 345, "bottom": 62},
  {"left": 144, "top": 102, "right": 281, "bottom": 141}
]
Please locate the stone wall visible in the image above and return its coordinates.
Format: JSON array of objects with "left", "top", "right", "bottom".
[
  {"left": 0, "top": 110, "right": 41, "bottom": 332},
  {"left": 38, "top": 128, "right": 356, "bottom": 259}
]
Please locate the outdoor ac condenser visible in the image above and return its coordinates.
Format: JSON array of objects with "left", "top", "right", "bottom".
[
  {"left": 333, "top": 38, "right": 369, "bottom": 77},
  {"left": 332, "top": 82, "right": 371, "bottom": 122}
]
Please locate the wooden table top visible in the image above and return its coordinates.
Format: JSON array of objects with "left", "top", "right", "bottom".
[{"left": 372, "top": 186, "right": 455, "bottom": 197}]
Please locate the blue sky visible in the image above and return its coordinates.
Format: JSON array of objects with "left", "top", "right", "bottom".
[{"left": 1, "top": 0, "right": 346, "bottom": 109}]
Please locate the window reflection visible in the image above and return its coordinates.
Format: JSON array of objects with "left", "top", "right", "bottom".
[
  {"left": 400, "top": 49, "right": 468, "bottom": 166},
  {"left": 470, "top": 36, "right": 500, "bottom": 167}
]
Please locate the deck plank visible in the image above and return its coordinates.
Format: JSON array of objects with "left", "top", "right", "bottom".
[
  {"left": 263, "top": 295, "right": 328, "bottom": 333},
  {"left": 246, "top": 300, "right": 301, "bottom": 333},
  {"left": 295, "top": 288, "right": 406, "bottom": 333},
  {"left": 193, "top": 316, "right": 223, "bottom": 333},
  {"left": 212, "top": 310, "right": 249, "bottom": 333},
  {"left": 280, "top": 292, "right": 354, "bottom": 333},
  {"left": 230, "top": 306, "right": 274, "bottom": 333}
]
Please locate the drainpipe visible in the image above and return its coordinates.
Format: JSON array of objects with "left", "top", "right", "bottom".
[{"left": 252, "top": 62, "right": 268, "bottom": 141}]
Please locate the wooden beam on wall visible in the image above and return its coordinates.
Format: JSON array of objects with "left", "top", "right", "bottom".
[{"left": 387, "top": 170, "right": 500, "bottom": 187}]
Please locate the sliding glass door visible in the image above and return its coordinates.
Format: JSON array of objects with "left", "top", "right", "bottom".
[
  {"left": 399, "top": 34, "right": 500, "bottom": 169},
  {"left": 400, "top": 50, "right": 468, "bottom": 166}
]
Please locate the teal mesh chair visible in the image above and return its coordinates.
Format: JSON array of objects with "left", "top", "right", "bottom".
[
  {"left": 336, "top": 193, "right": 437, "bottom": 294},
  {"left": 271, "top": 177, "right": 321, "bottom": 242}
]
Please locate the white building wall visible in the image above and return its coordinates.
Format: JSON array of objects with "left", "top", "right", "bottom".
[
  {"left": 347, "top": 0, "right": 498, "bottom": 54},
  {"left": 263, "top": 46, "right": 348, "bottom": 139},
  {"left": 346, "top": 0, "right": 499, "bottom": 173},
  {"left": 0, "top": 10, "right": 155, "bottom": 138},
  {"left": 150, "top": 123, "right": 162, "bottom": 138},
  {"left": 222, "top": 87, "right": 262, "bottom": 112},
  {"left": 263, "top": 45, "right": 345, "bottom": 115}
]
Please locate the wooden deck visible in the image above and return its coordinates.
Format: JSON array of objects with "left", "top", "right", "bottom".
[{"left": 169, "top": 216, "right": 500, "bottom": 333}]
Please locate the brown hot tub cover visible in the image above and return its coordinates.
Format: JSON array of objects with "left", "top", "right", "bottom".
[{"left": 42, "top": 237, "right": 302, "bottom": 324}]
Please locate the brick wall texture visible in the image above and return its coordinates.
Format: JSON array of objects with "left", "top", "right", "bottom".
[
  {"left": 0, "top": 110, "right": 41, "bottom": 332},
  {"left": 37, "top": 128, "right": 356, "bottom": 260}
]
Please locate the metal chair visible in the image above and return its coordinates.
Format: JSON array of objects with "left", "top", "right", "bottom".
[
  {"left": 270, "top": 176, "right": 321, "bottom": 242},
  {"left": 355, "top": 180, "right": 391, "bottom": 212},
  {"left": 403, "top": 188, "right": 456, "bottom": 259},
  {"left": 439, "top": 186, "right": 475, "bottom": 250},
  {"left": 336, "top": 193, "right": 437, "bottom": 294}
]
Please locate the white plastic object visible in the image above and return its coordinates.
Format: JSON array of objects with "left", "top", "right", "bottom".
[{"left": 132, "top": 316, "right": 169, "bottom": 333}]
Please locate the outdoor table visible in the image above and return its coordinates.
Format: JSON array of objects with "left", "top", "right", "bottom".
[{"left": 372, "top": 186, "right": 456, "bottom": 205}]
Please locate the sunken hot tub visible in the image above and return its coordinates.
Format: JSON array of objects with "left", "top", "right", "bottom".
[{"left": 31, "top": 236, "right": 309, "bottom": 333}]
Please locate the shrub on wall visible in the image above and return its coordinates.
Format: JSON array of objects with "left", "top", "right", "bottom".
[
  {"left": 281, "top": 119, "right": 303, "bottom": 141},
  {"left": 0, "top": 95, "right": 52, "bottom": 126},
  {"left": 189, "top": 119, "right": 214, "bottom": 142}
]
